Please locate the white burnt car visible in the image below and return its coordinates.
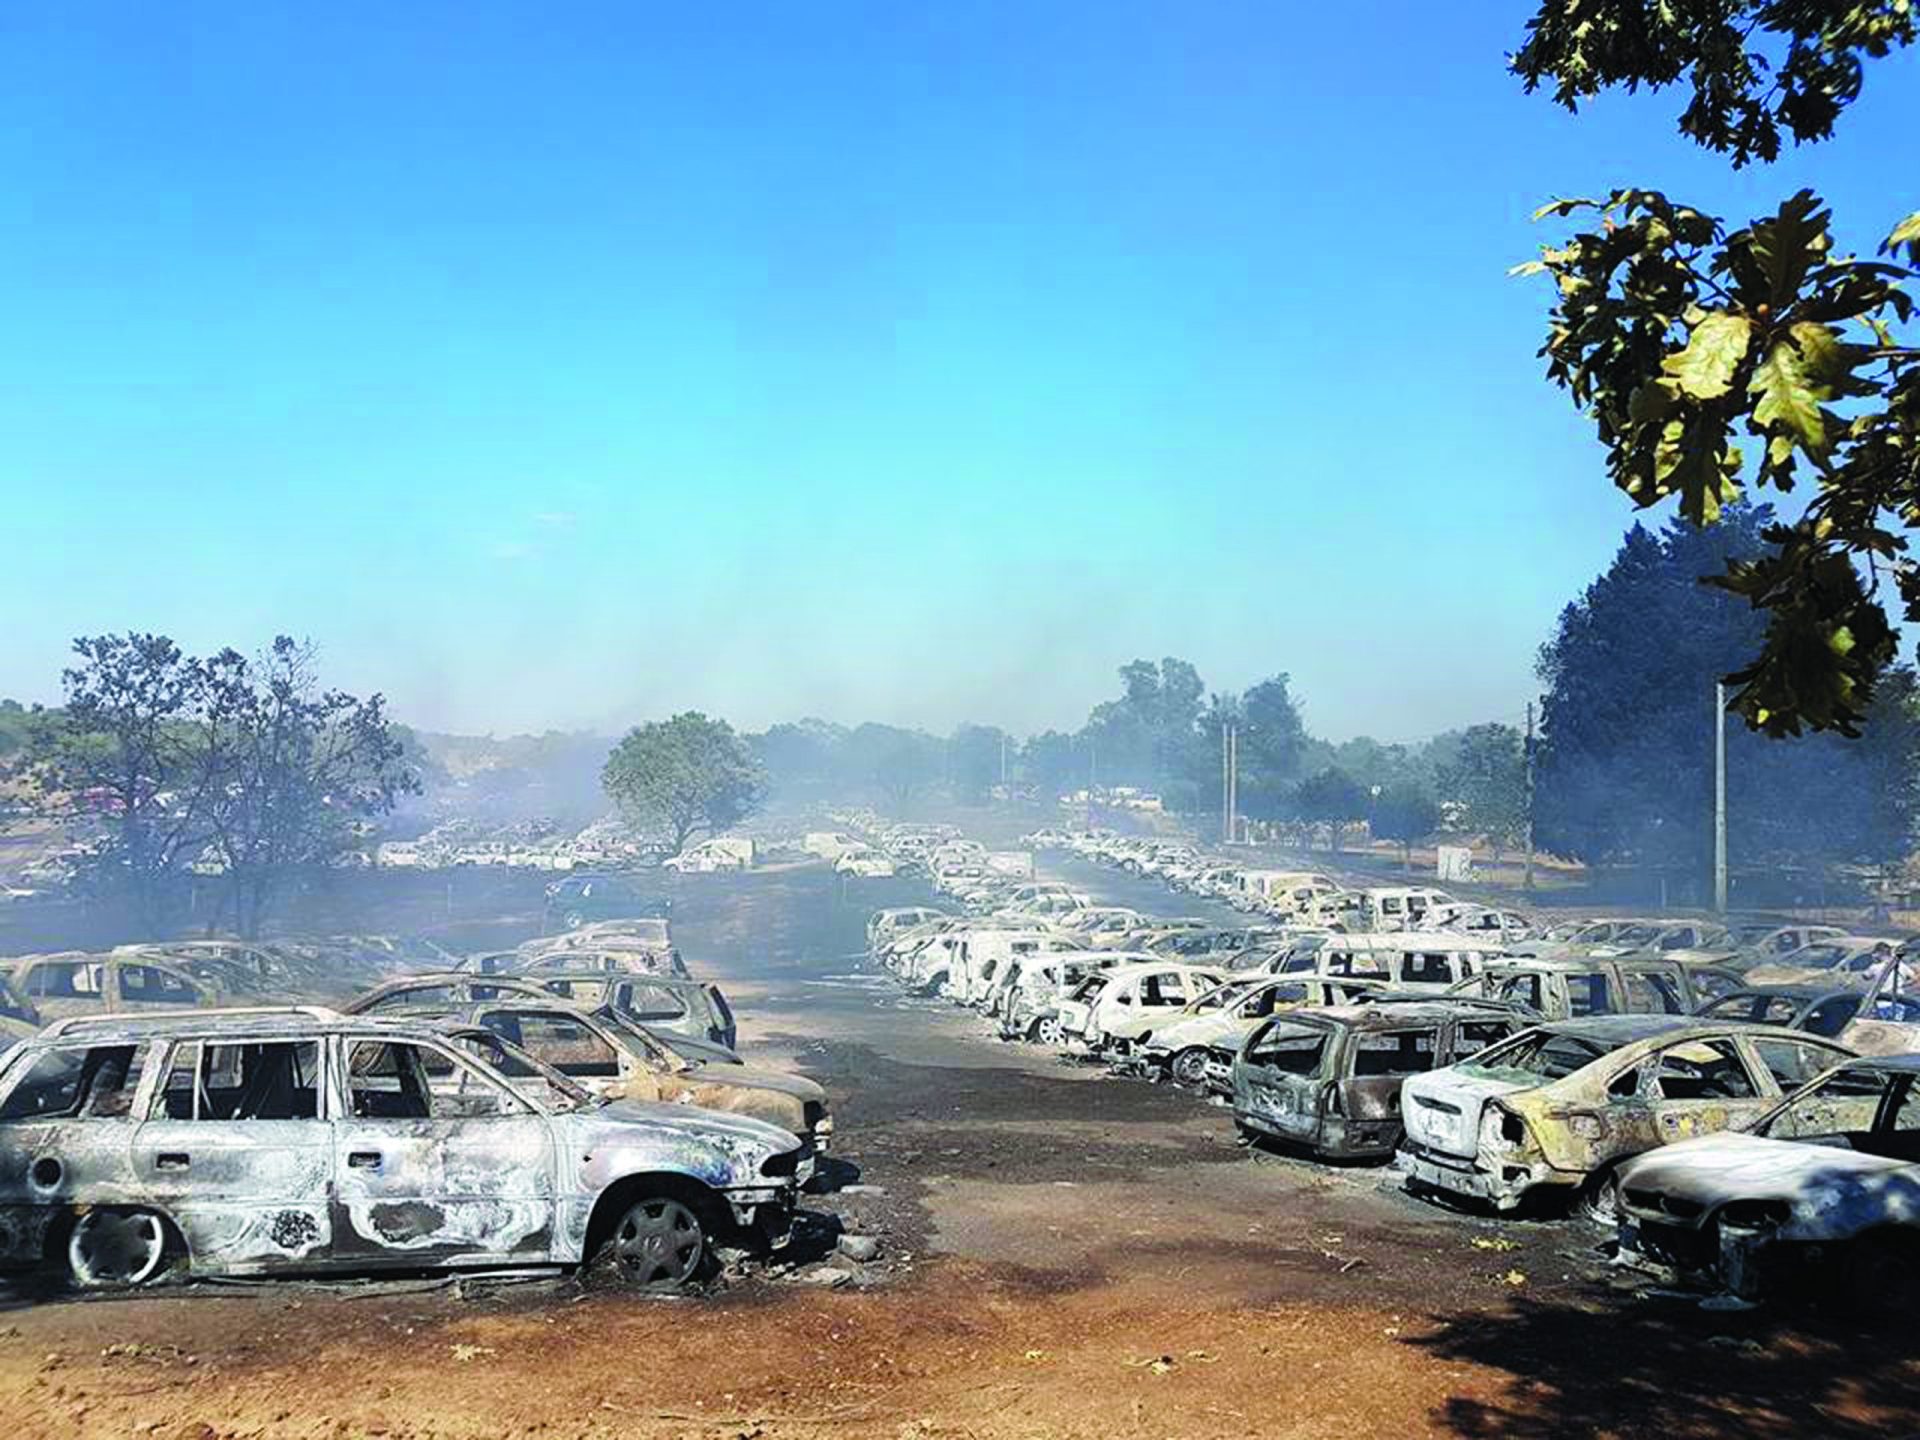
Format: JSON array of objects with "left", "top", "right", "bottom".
[
  {"left": 1615, "top": 1053, "right": 1920, "bottom": 1302},
  {"left": 0, "top": 1007, "right": 803, "bottom": 1291},
  {"left": 1050, "top": 961, "right": 1229, "bottom": 1057}
]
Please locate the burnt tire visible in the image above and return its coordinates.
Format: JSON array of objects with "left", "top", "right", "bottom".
[
  {"left": 1574, "top": 1168, "right": 1623, "bottom": 1228},
  {"left": 600, "top": 1194, "right": 709, "bottom": 1291},
  {"left": 1842, "top": 1232, "right": 1920, "bottom": 1314},
  {"left": 1034, "top": 1015, "right": 1066, "bottom": 1047},
  {"left": 1170, "top": 1048, "right": 1211, "bottom": 1087},
  {"left": 67, "top": 1207, "right": 170, "bottom": 1289}
]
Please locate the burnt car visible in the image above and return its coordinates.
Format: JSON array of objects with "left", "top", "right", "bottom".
[
  {"left": 542, "top": 874, "right": 670, "bottom": 931},
  {"left": 348, "top": 971, "right": 736, "bottom": 1052},
  {"left": 1694, "top": 984, "right": 1865, "bottom": 1039},
  {"left": 517, "top": 945, "right": 687, "bottom": 980},
  {"left": 1742, "top": 935, "right": 1901, "bottom": 987},
  {"left": 601, "top": 974, "right": 738, "bottom": 1052},
  {"left": 346, "top": 973, "right": 607, "bottom": 1014},
  {"left": 8, "top": 953, "right": 214, "bottom": 1021},
  {"left": 0, "top": 1007, "right": 802, "bottom": 1291},
  {"left": 1230, "top": 1001, "right": 1527, "bottom": 1160},
  {"left": 1836, "top": 962, "right": 1920, "bottom": 1057},
  {"left": 1614, "top": 1054, "right": 1920, "bottom": 1304},
  {"left": 521, "top": 918, "right": 684, "bottom": 976},
  {"left": 452, "top": 1001, "right": 830, "bottom": 1160},
  {"left": 1398, "top": 1017, "right": 1854, "bottom": 1219},
  {"left": 1448, "top": 954, "right": 1735, "bottom": 1021},
  {"left": 1725, "top": 922, "right": 1850, "bottom": 961},
  {"left": 1136, "top": 975, "right": 1385, "bottom": 1090}
]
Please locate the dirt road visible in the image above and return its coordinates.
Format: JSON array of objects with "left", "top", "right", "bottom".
[{"left": 0, "top": 864, "right": 1915, "bottom": 1439}]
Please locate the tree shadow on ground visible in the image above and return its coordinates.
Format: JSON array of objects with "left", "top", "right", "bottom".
[{"left": 1412, "top": 1287, "right": 1920, "bottom": 1438}]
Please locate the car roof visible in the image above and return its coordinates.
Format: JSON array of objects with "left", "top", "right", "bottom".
[
  {"left": 1267, "top": 1000, "right": 1502, "bottom": 1030},
  {"left": 1709, "top": 983, "right": 1851, "bottom": 1002},
  {"left": 21, "top": 1005, "right": 461, "bottom": 1047},
  {"left": 1843, "top": 1052, "right": 1920, "bottom": 1074},
  {"left": 1328, "top": 931, "right": 1513, "bottom": 951},
  {"left": 1535, "top": 1014, "right": 1710, "bottom": 1042},
  {"left": 1486, "top": 954, "right": 1677, "bottom": 973},
  {"left": 1100, "top": 959, "right": 1225, "bottom": 977}
]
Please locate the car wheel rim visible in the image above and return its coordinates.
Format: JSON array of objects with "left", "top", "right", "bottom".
[
  {"left": 1172, "top": 1050, "right": 1208, "bottom": 1085},
  {"left": 69, "top": 1209, "right": 166, "bottom": 1287},
  {"left": 612, "top": 1198, "right": 704, "bottom": 1288},
  {"left": 1037, "top": 1018, "right": 1063, "bottom": 1046}
]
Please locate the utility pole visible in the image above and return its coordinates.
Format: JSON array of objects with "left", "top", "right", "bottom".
[
  {"left": 1086, "top": 739, "right": 1097, "bottom": 833},
  {"left": 1523, "top": 702, "right": 1536, "bottom": 893},
  {"left": 1714, "top": 681, "right": 1728, "bottom": 913},
  {"left": 1229, "top": 724, "right": 1239, "bottom": 845},
  {"left": 1221, "top": 723, "right": 1231, "bottom": 844},
  {"left": 999, "top": 732, "right": 1008, "bottom": 795}
]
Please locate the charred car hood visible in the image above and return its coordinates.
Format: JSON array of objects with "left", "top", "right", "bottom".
[
  {"left": 1619, "top": 1131, "right": 1912, "bottom": 1208},
  {"left": 570, "top": 1098, "right": 800, "bottom": 1153},
  {"left": 1152, "top": 1010, "right": 1256, "bottom": 1052},
  {"left": 681, "top": 1061, "right": 825, "bottom": 1104}
]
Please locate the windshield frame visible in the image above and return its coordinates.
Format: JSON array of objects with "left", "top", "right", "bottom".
[
  {"left": 1455, "top": 1026, "right": 1619, "bottom": 1085},
  {"left": 442, "top": 1025, "right": 601, "bottom": 1113}
]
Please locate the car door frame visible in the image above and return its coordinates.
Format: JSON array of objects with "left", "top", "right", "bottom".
[
  {"left": 1735, "top": 1031, "right": 1855, "bottom": 1099},
  {"left": 1642, "top": 1031, "right": 1774, "bottom": 1146},
  {"left": 329, "top": 1032, "right": 561, "bottom": 1268},
  {"left": 110, "top": 958, "right": 210, "bottom": 1014},
  {"left": 18, "top": 958, "right": 110, "bottom": 1021},
  {"left": 130, "top": 1032, "right": 337, "bottom": 1274}
]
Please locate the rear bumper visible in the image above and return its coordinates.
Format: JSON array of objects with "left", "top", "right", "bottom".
[
  {"left": 1398, "top": 1138, "right": 1555, "bottom": 1209},
  {"left": 1239, "top": 1109, "right": 1400, "bottom": 1159},
  {"left": 1235, "top": 1106, "right": 1398, "bottom": 1158}
]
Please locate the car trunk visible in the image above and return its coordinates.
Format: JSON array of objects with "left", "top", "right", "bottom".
[{"left": 1402, "top": 1068, "right": 1532, "bottom": 1159}]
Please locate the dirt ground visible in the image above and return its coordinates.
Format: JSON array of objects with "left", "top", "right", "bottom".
[{"left": 1, "top": 862, "right": 1917, "bottom": 1439}]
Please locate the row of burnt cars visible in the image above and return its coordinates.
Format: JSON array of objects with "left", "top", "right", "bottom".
[
  {"left": 859, "top": 831, "right": 1920, "bottom": 1308},
  {"left": 0, "top": 916, "right": 833, "bottom": 1294}
]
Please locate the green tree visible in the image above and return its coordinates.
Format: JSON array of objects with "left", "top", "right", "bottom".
[
  {"left": 1081, "top": 657, "right": 1208, "bottom": 794},
  {"left": 842, "top": 723, "right": 941, "bottom": 812},
  {"left": 1294, "top": 768, "right": 1368, "bottom": 852},
  {"left": 20, "top": 634, "right": 208, "bottom": 924},
  {"left": 0, "top": 699, "right": 33, "bottom": 758},
  {"left": 948, "top": 724, "right": 1009, "bottom": 805},
  {"left": 194, "top": 638, "right": 418, "bottom": 937},
  {"left": 20, "top": 633, "right": 416, "bottom": 935},
  {"left": 1435, "top": 723, "right": 1528, "bottom": 855},
  {"left": 749, "top": 719, "right": 848, "bottom": 795},
  {"left": 1371, "top": 783, "right": 1441, "bottom": 871},
  {"left": 1021, "top": 730, "right": 1079, "bottom": 797},
  {"left": 1536, "top": 508, "right": 1920, "bottom": 896},
  {"left": 603, "top": 712, "right": 766, "bottom": 854},
  {"left": 1512, "top": 3, "right": 1920, "bottom": 736},
  {"left": 1234, "top": 674, "right": 1308, "bottom": 818}
]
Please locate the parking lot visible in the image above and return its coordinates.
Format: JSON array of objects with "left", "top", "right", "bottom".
[{"left": 0, "top": 860, "right": 1915, "bottom": 1439}]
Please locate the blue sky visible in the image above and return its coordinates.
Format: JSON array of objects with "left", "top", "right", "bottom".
[{"left": 2, "top": 4, "right": 1915, "bottom": 741}]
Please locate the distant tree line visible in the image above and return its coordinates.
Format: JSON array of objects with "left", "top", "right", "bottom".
[
  {"left": 742, "top": 661, "right": 1524, "bottom": 857},
  {"left": 732, "top": 505, "right": 1920, "bottom": 899},
  {"left": 1535, "top": 504, "right": 1920, "bottom": 901},
  {"left": 5, "top": 633, "right": 417, "bottom": 936}
]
